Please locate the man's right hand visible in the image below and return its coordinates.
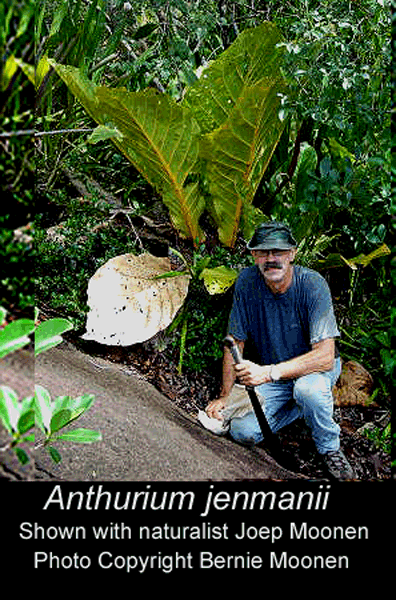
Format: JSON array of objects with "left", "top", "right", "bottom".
[{"left": 205, "top": 397, "right": 227, "bottom": 421}]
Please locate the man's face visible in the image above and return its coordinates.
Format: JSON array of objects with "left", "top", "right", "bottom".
[{"left": 252, "top": 248, "right": 297, "bottom": 284}]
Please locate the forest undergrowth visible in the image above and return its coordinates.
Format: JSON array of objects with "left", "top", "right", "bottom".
[{"left": 1, "top": 0, "right": 394, "bottom": 480}]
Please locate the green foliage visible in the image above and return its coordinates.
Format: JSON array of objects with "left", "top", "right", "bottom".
[
  {"left": 32, "top": 0, "right": 392, "bottom": 411},
  {"left": 0, "top": 307, "right": 101, "bottom": 465},
  {"left": 35, "top": 317, "right": 74, "bottom": 355},
  {"left": 0, "top": 218, "right": 34, "bottom": 310},
  {"left": 0, "top": 312, "right": 34, "bottom": 358},
  {"left": 0, "top": 386, "right": 35, "bottom": 465},
  {"left": 36, "top": 0, "right": 106, "bottom": 69},
  {"left": 362, "top": 423, "right": 392, "bottom": 455},
  {"left": 199, "top": 266, "right": 239, "bottom": 296},
  {"left": 169, "top": 284, "right": 233, "bottom": 375},
  {"left": 266, "top": 0, "right": 391, "bottom": 258},
  {"left": 277, "top": 0, "right": 390, "bottom": 137},
  {"left": 52, "top": 22, "right": 287, "bottom": 247},
  {"left": 34, "top": 385, "right": 101, "bottom": 463},
  {"left": 182, "top": 21, "right": 284, "bottom": 132},
  {"left": 53, "top": 65, "right": 206, "bottom": 243},
  {"left": 1, "top": 0, "right": 35, "bottom": 311},
  {"left": 35, "top": 193, "right": 141, "bottom": 329},
  {"left": 163, "top": 245, "right": 252, "bottom": 374}
]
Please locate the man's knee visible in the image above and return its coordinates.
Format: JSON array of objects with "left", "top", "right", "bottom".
[
  {"left": 293, "top": 373, "right": 333, "bottom": 408},
  {"left": 229, "top": 414, "right": 263, "bottom": 446}
]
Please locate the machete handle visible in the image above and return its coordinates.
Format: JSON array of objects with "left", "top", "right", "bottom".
[
  {"left": 223, "top": 337, "right": 288, "bottom": 465},
  {"left": 223, "top": 335, "right": 243, "bottom": 365}
]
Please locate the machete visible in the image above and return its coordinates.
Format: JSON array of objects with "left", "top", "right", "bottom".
[{"left": 223, "top": 335, "right": 285, "bottom": 462}]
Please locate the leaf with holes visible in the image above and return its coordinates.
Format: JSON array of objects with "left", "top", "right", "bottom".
[
  {"left": 200, "top": 266, "right": 239, "bottom": 295},
  {"left": 82, "top": 253, "right": 190, "bottom": 345}
]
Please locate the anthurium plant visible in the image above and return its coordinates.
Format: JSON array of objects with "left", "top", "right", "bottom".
[{"left": 52, "top": 22, "right": 287, "bottom": 248}]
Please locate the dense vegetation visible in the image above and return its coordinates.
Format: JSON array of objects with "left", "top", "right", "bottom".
[
  {"left": 1, "top": 0, "right": 35, "bottom": 313},
  {"left": 1, "top": 1, "right": 394, "bottom": 453}
]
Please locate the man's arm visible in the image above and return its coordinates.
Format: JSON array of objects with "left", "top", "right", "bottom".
[
  {"left": 235, "top": 338, "right": 336, "bottom": 387},
  {"left": 276, "top": 338, "right": 335, "bottom": 379},
  {"left": 206, "top": 338, "right": 245, "bottom": 420},
  {"left": 207, "top": 338, "right": 336, "bottom": 418}
]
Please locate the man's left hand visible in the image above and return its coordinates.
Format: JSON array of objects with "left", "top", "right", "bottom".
[{"left": 234, "top": 361, "right": 272, "bottom": 387}]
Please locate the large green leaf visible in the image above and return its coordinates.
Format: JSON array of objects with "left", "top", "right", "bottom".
[
  {"left": 53, "top": 65, "right": 205, "bottom": 244},
  {"left": 53, "top": 22, "right": 286, "bottom": 249},
  {"left": 294, "top": 143, "right": 318, "bottom": 204},
  {"left": 183, "top": 22, "right": 288, "bottom": 247},
  {"left": 182, "top": 22, "right": 285, "bottom": 133},
  {"left": 200, "top": 77, "right": 287, "bottom": 246},
  {"left": 52, "top": 393, "right": 95, "bottom": 417}
]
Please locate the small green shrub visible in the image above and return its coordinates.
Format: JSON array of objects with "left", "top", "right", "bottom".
[
  {"left": 0, "top": 307, "right": 102, "bottom": 466},
  {"left": 0, "top": 217, "right": 34, "bottom": 309},
  {"left": 35, "top": 194, "right": 140, "bottom": 329}
]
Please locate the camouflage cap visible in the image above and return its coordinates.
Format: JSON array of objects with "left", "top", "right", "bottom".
[{"left": 247, "top": 222, "right": 297, "bottom": 251}]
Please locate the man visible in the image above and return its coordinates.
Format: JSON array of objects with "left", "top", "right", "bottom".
[{"left": 206, "top": 221, "right": 355, "bottom": 480}]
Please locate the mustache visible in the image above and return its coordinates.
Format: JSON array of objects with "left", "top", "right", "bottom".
[{"left": 263, "top": 261, "right": 283, "bottom": 270}]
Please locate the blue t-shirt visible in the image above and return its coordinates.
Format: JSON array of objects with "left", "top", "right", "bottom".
[{"left": 228, "top": 264, "right": 340, "bottom": 365}]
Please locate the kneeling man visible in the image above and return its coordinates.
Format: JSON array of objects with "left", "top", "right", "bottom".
[{"left": 206, "top": 222, "right": 354, "bottom": 480}]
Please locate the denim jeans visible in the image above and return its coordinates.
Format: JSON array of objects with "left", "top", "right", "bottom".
[{"left": 229, "top": 357, "right": 342, "bottom": 454}]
